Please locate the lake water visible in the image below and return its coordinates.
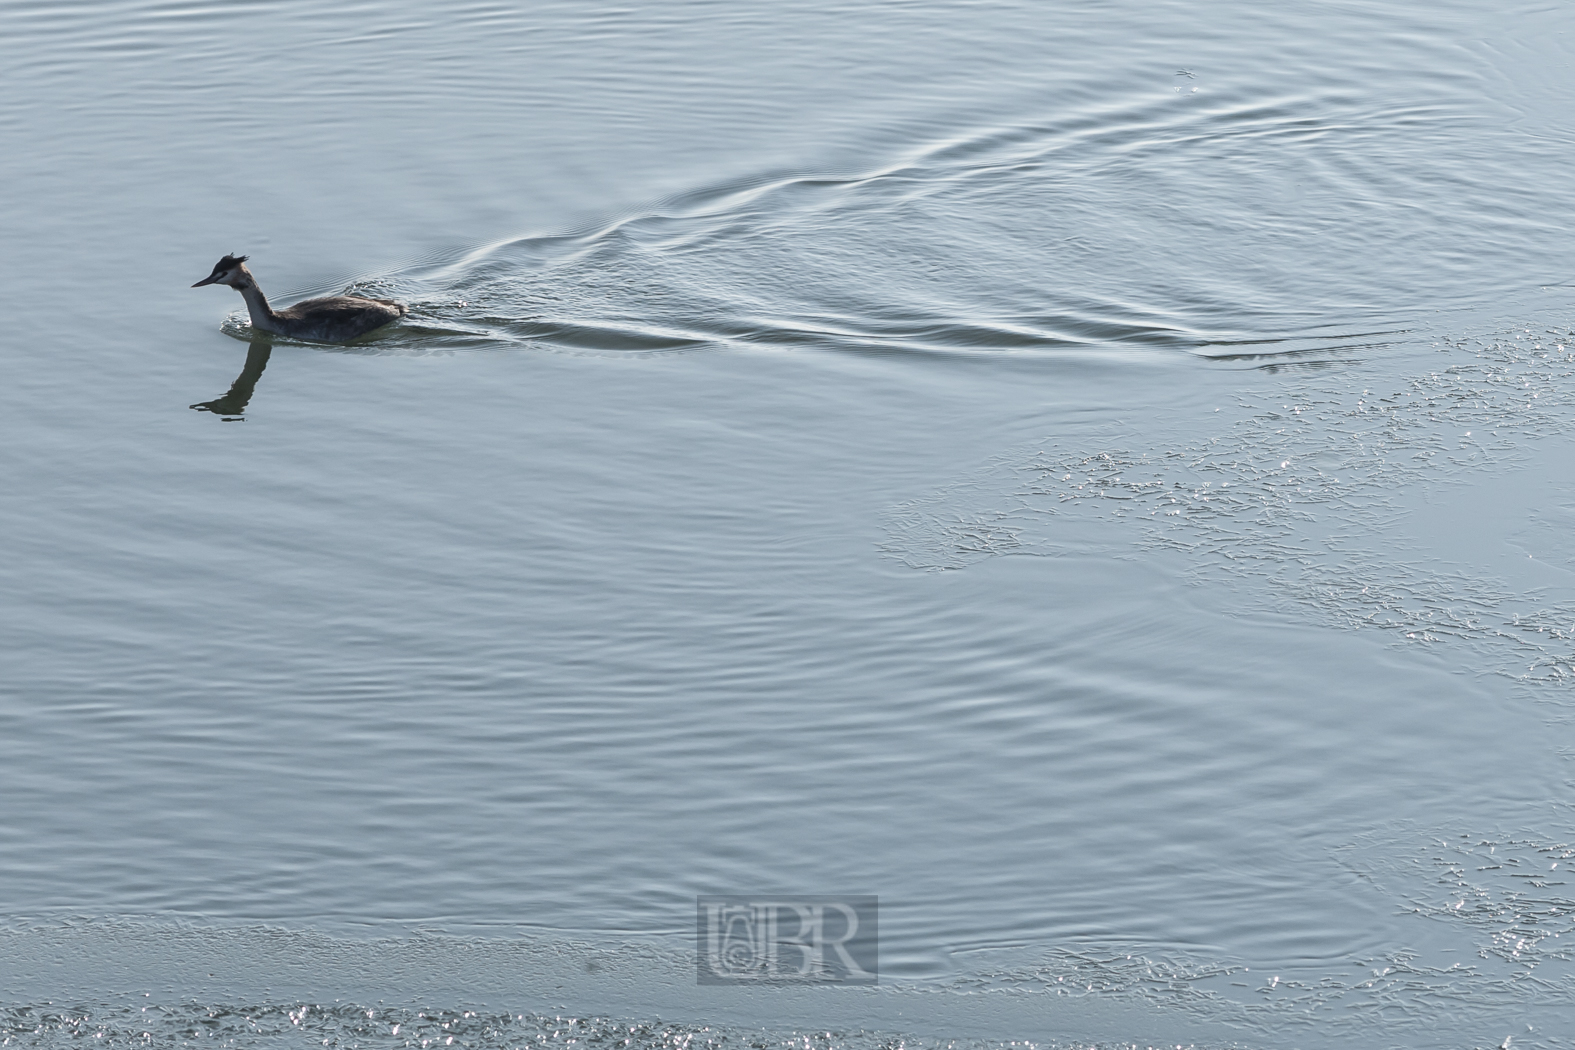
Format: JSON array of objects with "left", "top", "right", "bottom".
[{"left": 4, "top": 1, "right": 1575, "bottom": 1047}]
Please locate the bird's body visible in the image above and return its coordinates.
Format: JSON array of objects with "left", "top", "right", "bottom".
[
  {"left": 257, "top": 292, "right": 408, "bottom": 343},
  {"left": 193, "top": 255, "right": 406, "bottom": 343}
]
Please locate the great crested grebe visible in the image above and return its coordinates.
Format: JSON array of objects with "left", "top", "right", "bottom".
[{"left": 192, "top": 254, "right": 407, "bottom": 343}]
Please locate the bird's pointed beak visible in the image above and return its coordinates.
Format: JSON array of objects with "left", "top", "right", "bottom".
[{"left": 192, "top": 274, "right": 219, "bottom": 287}]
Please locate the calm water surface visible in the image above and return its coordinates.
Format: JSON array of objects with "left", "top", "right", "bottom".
[{"left": 4, "top": 1, "right": 1575, "bottom": 1047}]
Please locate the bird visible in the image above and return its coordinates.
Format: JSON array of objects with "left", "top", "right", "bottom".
[{"left": 192, "top": 254, "right": 407, "bottom": 343}]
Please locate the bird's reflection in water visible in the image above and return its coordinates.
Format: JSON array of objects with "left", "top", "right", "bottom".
[{"left": 190, "top": 338, "right": 272, "bottom": 420}]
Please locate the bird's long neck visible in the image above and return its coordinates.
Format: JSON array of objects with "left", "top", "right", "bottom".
[{"left": 231, "top": 267, "right": 280, "bottom": 331}]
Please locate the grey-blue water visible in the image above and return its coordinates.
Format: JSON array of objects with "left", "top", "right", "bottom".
[{"left": 4, "top": 1, "right": 1575, "bottom": 1047}]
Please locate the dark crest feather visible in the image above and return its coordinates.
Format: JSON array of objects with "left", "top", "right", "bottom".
[{"left": 215, "top": 254, "right": 249, "bottom": 270}]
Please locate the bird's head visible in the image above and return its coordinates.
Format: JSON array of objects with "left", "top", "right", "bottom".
[{"left": 192, "top": 254, "right": 251, "bottom": 289}]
